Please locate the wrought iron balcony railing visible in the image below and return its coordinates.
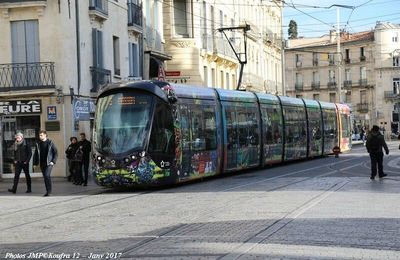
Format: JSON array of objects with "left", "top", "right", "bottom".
[
  {"left": 311, "top": 81, "right": 320, "bottom": 90},
  {"left": 327, "top": 81, "right": 337, "bottom": 89},
  {"left": 0, "top": 0, "right": 46, "bottom": 5},
  {"left": 295, "top": 82, "right": 303, "bottom": 91},
  {"left": 343, "top": 80, "right": 352, "bottom": 88},
  {"left": 89, "top": 0, "right": 108, "bottom": 18},
  {"left": 90, "top": 66, "right": 111, "bottom": 92},
  {"left": 359, "top": 78, "right": 368, "bottom": 87},
  {"left": 0, "top": 62, "right": 55, "bottom": 90},
  {"left": 356, "top": 103, "right": 369, "bottom": 113},
  {"left": 384, "top": 91, "right": 399, "bottom": 99},
  {"left": 128, "top": 2, "right": 142, "bottom": 27},
  {"left": 360, "top": 56, "right": 366, "bottom": 62}
]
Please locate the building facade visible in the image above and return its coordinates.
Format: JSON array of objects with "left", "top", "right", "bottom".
[
  {"left": 162, "top": 0, "right": 283, "bottom": 93},
  {"left": 0, "top": 0, "right": 146, "bottom": 178},
  {"left": 285, "top": 24, "right": 400, "bottom": 137}
]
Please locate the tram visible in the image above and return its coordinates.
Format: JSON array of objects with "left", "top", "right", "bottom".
[{"left": 93, "top": 81, "right": 352, "bottom": 188}]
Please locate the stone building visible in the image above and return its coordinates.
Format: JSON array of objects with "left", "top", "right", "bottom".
[
  {"left": 0, "top": 0, "right": 150, "bottom": 178},
  {"left": 285, "top": 22, "right": 400, "bottom": 137},
  {"left": 162, "top": 0, "right": 283, "bottom": 93}
]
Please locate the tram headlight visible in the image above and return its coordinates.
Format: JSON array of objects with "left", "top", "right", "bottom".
[
  {"left": 97, "top": 156, "right": 102, "bottom": 161},
  {"left": 131, "top": 155, "right": 136, "bottom": 160},
  {"left": 124, "top": 157, "right": 130, "bottom": 163}
]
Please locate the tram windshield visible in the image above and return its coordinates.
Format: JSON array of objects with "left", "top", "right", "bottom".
[{"left": 95, "top": 92, "right": 154, "bottom": 155}]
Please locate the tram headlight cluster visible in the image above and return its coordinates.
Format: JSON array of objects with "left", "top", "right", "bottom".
[{"left": 96, "top": 155, "right": 106, "bottom": 166}]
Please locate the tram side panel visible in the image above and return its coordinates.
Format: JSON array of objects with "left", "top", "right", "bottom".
[
  {"left": 279, "top": 97, "right": 308, "bottom": 161},
  {"left": 336, "top": 103, "right": 352, "bottom": 152},
  {"left": 302, "top": 99, "right": 324, "bottom": 158},
  {"left": 319, "top": 102, "right": 338, "bottom": 155},
  {"left": 221, "top": 101, "right": 261, "bottom": 173},
  {"left": 257, "top": 99, "right": 284, "bottom": 165},
  {"left": 175, "top": 98, "right": 221, "bottom": 182}
]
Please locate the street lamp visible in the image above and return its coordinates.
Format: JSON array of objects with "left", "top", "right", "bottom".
[{"left": 327, "top": 4, "right": 355, "bottom": 103}]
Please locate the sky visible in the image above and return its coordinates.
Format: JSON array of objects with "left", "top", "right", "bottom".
[{"left": 283, "top": 0, "right": 400, "bottom": 39}]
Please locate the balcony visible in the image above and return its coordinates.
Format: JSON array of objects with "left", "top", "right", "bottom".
[
  {"left": 343, "top": 80, "right": 352, "bottom": 89},
  {"left": 0, "top": 62, "right": 55, "bottom": 91},
  {"left": 296, "top": 61, "right": 302, "bottom": 68},
  {"left": 384, "top": 91, "right": 400, "bottom": 99},
  {"left": 89, "top": 0, "right": 108, "bottom": 21},
  {"left": 329, "top": 59, "right": 335, "bottom": 66},
  {"left": 90, "top": 66, "right": 111, "bottom": 92},
  {"left": 359, "top": 78, "right": 368, "bottom": 87},
  {"left": 311, "top": 81, "right": 320, "bottom": 90},
  {"left": 295, "top": 82, "right": 303, "bottom": 91},
  {"left": 0, "top": 0, "right": 46, "bottom": 7},
  {"left": 356, "top": 103, "right": 369, "bottom": 113},
  {"left": 327, "top": 81, "right": 336, "bottom": 89},
  {"left": 312, "top": 59, "right": 318, "bottom": 66},
  {"left": 344, "top": 58, "right": 351, "bottom": 64},
  {"left": 360, "top": 56, "right": 366, "bottom": 62},
  {"left": 128, "top": 2, "right": 142, "bottom": 34},
  {"left": 214, "top": 36, "right": 237, "bottom": 60}
]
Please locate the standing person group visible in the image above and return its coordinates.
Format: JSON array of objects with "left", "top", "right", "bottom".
[
  {"left": 65, "top": 137, "right": 83, "bottom": 185},
  {"left": 366, "top": 125, "right": 389, "bottom": 180},
  {"left": 65, "top": 133, "right": 91, "bottom": 186}
]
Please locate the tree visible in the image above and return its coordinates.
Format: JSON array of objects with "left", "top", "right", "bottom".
[{"left": 288, "top": 20, "right": 298, "bottom": 39}]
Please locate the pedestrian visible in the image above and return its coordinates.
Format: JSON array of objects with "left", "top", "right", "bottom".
[
  {"left": 33, "top": 130, "right": 58, "bottom": 196},
  {"left": 361, "top": 126, "right": 366, "bottom": 146},
  {"left": 65, "top": 137, "right": 79, "bottom": 182},
  {"left": 366, "top": 125, "right": 389, "bottom": 180},
  {"left": 78, "top": 132, "right": 91, "bottom": 186},
  {"left": 8, "top": 132, "right": 32, "bottom": 194}
]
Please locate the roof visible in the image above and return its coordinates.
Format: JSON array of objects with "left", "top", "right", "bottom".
[{"left": 286, "top": 31, "right": 374, "bottom": 49}]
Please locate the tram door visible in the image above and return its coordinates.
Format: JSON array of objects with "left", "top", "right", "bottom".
[{"left": 0, "top": 116, "right": 39, "bottom": 177}]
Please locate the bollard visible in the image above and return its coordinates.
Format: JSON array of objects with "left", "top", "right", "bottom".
[{"left": 332, "top": 146, "right": 341, "bottom": 158}]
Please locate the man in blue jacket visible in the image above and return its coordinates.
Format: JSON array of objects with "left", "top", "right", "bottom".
[{"left": 34, "top": 130, "right": 58, "bottom": 196}]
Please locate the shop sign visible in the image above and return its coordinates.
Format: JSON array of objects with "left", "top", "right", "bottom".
[
  {"left": 73, "top": 98, "right": 95, "bottom": 121},
  {"left": 45, "top": 121, "right": 60, "bottom": 131},
  {"left": 0, "top": 100, "right": 41, "bottom": 115},
  {"left": 47, "top": 106, "right": 57, "bottom": 120}
]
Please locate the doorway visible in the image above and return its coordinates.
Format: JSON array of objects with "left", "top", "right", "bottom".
[{"left": 0, "top": 115, "right": 40, "bottom": 177}]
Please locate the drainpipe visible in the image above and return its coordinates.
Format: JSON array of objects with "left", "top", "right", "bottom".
[{"left": 75, "top": 0, "right": 81, "bottom": 96}]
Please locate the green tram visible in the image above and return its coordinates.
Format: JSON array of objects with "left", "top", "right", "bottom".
[{"left": 92, "top": 81, "right": 352, "bottom": 188}]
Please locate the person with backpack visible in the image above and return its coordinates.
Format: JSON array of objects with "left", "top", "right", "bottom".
[{"left": 366, "top": 125, "right": 389, "bottom": 180}]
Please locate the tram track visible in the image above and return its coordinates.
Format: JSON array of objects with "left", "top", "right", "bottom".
[
  {"left": 118, "top": 158, "right": 359, "bottom": 257},
  {"left": 3, "top": 155, "right": 363, "bottom": 255}
]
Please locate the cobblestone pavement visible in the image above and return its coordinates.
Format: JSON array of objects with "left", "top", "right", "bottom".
[{"left": 0, "top": 142, "right": 400, "bottom": 259}]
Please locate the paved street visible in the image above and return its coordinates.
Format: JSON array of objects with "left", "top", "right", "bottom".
[{"left": 1, "top": 142, "right": 400, "bottom": 259}]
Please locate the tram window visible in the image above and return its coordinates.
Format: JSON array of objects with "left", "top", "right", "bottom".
[
  {"left": 191, "top": 105, "right": 217, "bottom": 151},
  {"left": 263, "top": 106, "right": 282, "bottom": 144},
  {"left": 341, "top": 114, "right": 350, "bottom": 136},
  {"left": 148, "top": 101, "right": 175, "bottom": 154},
  {"left": 225, "top": 107, "right": 238, "bottom": 149}
]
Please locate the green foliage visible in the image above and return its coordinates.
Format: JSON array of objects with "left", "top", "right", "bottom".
[{"left": 288, "top": 20, "right": 298, "bottom": 39}]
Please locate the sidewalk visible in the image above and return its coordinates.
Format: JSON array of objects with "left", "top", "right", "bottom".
[{"left": 0, "top": 177, "right": 105, "bottom": 196}]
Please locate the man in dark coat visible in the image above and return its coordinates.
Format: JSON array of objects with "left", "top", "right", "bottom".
[
  {"left": 78, "top": 132, "right": 91, "bottom": 186},
  {"left": 33, "top": 130, "right": 58, "bottom": 196},
  {"left": 8, "top": 132, "right": 32, "bottom": 193},
  {"left": 366, "top": 125, "right": 389, "bottom": 180}
]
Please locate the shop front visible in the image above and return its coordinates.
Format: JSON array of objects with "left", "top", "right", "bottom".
[{"left": 0, "top": 100, "right": 42, "bottom": 178}]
